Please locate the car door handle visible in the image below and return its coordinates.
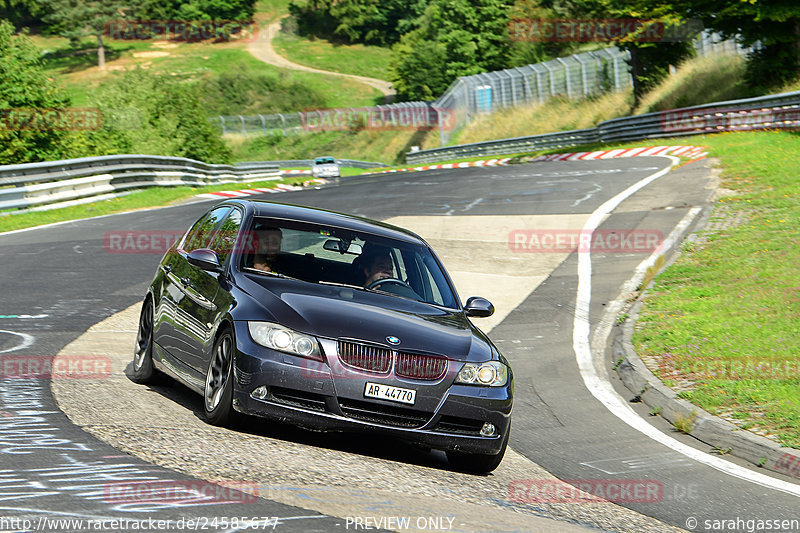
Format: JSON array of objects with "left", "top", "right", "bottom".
[
  {"left": 180, "top": 277, "right": 191, "bottom": 287},
  {"left": 163, "top": 265, "right": 172, "bottom": 273}
]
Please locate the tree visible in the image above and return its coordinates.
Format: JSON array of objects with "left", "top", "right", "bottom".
[
  {"left": 288, "top": 0, "right": 425, "bottom": 45},
  {"left": 41, "top": 0, "right": 140, "bottom": 69},
  {"left": 136, "top": 0, "right": 257, "bottom": 22},
  {"left": 670, "top": 0, "right": 800, "bottom": 91},
  {"left": 85, "top": 69, "right": 232, "bottom": 164},
  {"left": 0, "top": 0, "right": 38, "bottom": 27},
  {"left": 0, "top": 19, "right": 77, "bottom": 164},
  {"left": 390, "top": 0, "right": 513, "bottom": 101},
  {"left": 390, "top": 38, "right": 448, "bottom": 100},
  {"left": 542, "top": 0, "right": 696, "bottom": 103}
]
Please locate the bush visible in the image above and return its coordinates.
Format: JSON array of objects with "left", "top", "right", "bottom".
[
  {"left": 85, "top": 69, "right": 232, "bottom": 163},
  {"left": 136, "top": 0, "right": 257, "bottom": 21},
  {"left": 0, "top": 19, "right": 78, "bottom": 164},
  {"left": 744, "top": 43, "right": 800, "bottom": 94},
  {"left": 200, "top": 64, "right": 327, "bottom": 115}
]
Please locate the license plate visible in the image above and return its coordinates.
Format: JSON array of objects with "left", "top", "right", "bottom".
[{"left": 364, "top": 382, "right": 416, "bottom": 405}]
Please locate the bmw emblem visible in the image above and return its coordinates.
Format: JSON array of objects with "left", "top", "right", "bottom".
[{"left": 386, "top": 336, "right": 401, "bottom": 345}]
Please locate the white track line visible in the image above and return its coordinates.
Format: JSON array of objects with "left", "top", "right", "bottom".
[
  {"left": 0, "top": 329, "right": 34, "bottom": 354},
  {"left": 573, "top": 155, "right": 800, "bottom": 497}
]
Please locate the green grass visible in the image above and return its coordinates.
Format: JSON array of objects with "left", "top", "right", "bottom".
[
  {"left": 633, "top": 54, "right": 751, "bottom": 114},
  {"left": 272, "top": 30, "right": 393, "bottom": 80},
  {"left": 0, "top": 177, "right": 313, "bottom": 233},
  {"left": 34, "top": 32, "right": 382, "bottom": 110},
  {"left": 255, "top": 0, "right": 292, "bottom": 23},
  {"left": 631, "top": 130, "right": 800, "bottom": 448},
  {"left": 228, "top": 127, "right": 439, "bottom": 165},
  {"left": 454, "top": 90, "right": 632, "bottom": 146}
]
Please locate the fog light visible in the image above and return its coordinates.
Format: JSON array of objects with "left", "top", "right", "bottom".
[
  {"left": 251, "top": 386, "right": 268, "bottom": 400},
  {"left": 480, "top": 422, "right": 496, "bottom": 437}
]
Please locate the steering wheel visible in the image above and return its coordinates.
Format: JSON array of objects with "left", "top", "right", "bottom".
[{"left": 366, "top": 277, "right": 413, "bottom": 291}]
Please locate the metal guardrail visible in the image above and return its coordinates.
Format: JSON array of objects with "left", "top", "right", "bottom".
[
  {"left": 236, "top": 159, "right": 389, "bottom": 169},
  {"left": 0, "top": 155, "right": 280, "bottom": 212},
  {"left": 406, "top": 90, "right": 800, "bottom": 164}
]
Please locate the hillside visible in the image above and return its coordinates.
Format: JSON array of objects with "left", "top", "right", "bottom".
[{"left": 228, "top": 51, "right": 800, "bottom": 164}]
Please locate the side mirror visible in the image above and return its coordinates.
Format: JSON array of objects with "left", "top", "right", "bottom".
[
  {"left": 187, "top": 249, "right": 222, "bottom": 273},
  {"left": 464, "top": 296, "right": 494, "bottom": 318}
]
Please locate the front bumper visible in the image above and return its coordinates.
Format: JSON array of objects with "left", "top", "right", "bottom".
[
  {"left": 231, "top": 322, "right": 513, "bottom": 455},
  {"left": 312, "top": 167, "right": 340, "bottom": 178}
]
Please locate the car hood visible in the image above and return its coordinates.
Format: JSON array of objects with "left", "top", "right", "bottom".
[{"left": 235, "top": 275, "right": 494, "bottom": 362}]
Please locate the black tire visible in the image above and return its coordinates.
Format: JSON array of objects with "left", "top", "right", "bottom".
[
  {"left": 447, "top": 422, "right": 510, "bottom": 474},
  {"left": 203, "top": 328, "right": 235, "bottom": 426},
  {"left": 132, "top": 299, "right": 158, "bottom": 384}
]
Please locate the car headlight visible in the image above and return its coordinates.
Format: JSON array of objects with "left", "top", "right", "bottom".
[
  {"left": 455, "top": 361, "right": 508, "bottom": 387},
  {"left": 248, "top": 322, "right": 322, "bottom": 361}
]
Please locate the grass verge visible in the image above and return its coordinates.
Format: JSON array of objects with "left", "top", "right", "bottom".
[
  {"left": 633, "top": 54, "right": 749, "bottom": 114},
  {"left": 453, "top": 90, "right": 632, "bottom": 146},
  {"left": 272, "top": 29, "right": 392, "bottom": 81},
  {"left": 228, "top": 127, "right": 440, "bottom": 165},
  {"left": 630, "top": 130, "right": 800, "bottom": 448}
]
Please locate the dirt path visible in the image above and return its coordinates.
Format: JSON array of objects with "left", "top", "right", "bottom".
[{"left": 247, "top": 16, "right": 395, "bottom": 100}]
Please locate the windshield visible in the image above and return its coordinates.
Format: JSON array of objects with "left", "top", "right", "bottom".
[
  {"left": 314, "top": 157, "right": 336, "bottom": 165},
  {"left": 241, "top": 217, "right": 458, "bottom": 308}
]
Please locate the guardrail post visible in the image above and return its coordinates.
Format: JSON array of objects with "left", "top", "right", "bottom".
[
  {"left": 575, "top": 54, "right": 589, "bottom": 96},
  {"left": 556, "top": 58, "right": 572, "bottom": 99},
  {"left": 542, "top": 62, "right": 556, "bottom": 98},
  {"left": 533, "top": 66, "right": 544, "bottom": 104},
  {"left": 239, "top": 115, "right": 246, "bottom": 135}
]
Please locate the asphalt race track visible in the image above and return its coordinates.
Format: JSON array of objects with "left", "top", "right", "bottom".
[{"left": 1, "top": 157, "right": 799, "bottom": 533}]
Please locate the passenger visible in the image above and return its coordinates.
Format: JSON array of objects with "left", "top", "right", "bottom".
[{"left": 252, "top": 227, "right": 282, "bottom": 272}]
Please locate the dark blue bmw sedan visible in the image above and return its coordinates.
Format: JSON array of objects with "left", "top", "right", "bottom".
[{"left": 132, "top": 200, "right": 513, "bottom": 473}]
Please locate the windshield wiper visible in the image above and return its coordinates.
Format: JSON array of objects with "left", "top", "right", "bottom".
[{"left": 318, "top": 280, "right": 365, "bottom": 290}]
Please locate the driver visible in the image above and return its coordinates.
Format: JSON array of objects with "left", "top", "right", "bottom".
[
  {"left": 359, "top": 245, "right": 394, "bottom": 287},
  {"left": 252, "top": 227, "right": 282, "bottom": 272}
]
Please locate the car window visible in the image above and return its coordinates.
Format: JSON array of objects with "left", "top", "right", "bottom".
[
  {"left": 243, "top": 217, "right": 458, "bottom": 308},
  {"left": 182, "top": 206, "right": 231, "bottom": 253},
  {"left": 209, "top": 208, "right": 243, "bottom": 265}
]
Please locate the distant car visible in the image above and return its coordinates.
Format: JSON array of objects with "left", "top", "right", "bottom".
[
  {"left": 311, "top": 156, "right": 341, "bottom": 178},
  {"left": 132, "top": 200, "right": 513, "bottom": 473}
]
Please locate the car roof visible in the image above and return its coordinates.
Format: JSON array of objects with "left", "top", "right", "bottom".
[{"left": 224, "top": 200, "right": 426, "bottom": 245}]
